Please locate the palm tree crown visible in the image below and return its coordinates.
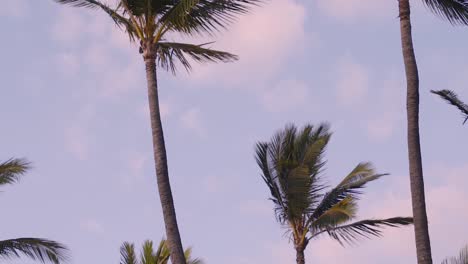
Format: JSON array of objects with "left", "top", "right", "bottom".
[
  {"left": 53, "top": 0, "right": 260, "bottom": 72},
  {"left": 120, "top": 239, "right": 203, "bottom": 264},
  {"left": 255, "top": 124, "right": 413, "bottom": 264},
  {"left": 0, "top": 158, "right": 69, "bottom": 264}
]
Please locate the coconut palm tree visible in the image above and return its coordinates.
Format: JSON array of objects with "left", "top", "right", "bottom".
[
  {"left": 120, "top": 239, "right": 203, "bottom": 264},
  {"left": 431, "top": 89, "right": 468, "bottom": 124},
  {"left": 52, "top": 1, "right": 258, "bottom": 263},
  {"left": 441, "top": 245, "right": 468, "bottom": 264},
  {"left": 398, "top": 1, "right": 468, "bottom": 263},
  {"left": 255, "top": 123, "right": 413, "bottom": 264},
  {"left": 0, "top": 158, "right": 68, "bottom": 264}
]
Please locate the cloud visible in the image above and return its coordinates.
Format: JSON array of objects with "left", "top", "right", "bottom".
[
  {"left": 186, "top": 0, "right": 308, "bottom": 87},
  {"left": 335, "top": 57, "right": 369, "bottom": 107},
  {"left": 316, "top": 0, "right": 393, "bottom": 22},
  {"left": 366, "top": 71, "right": 405, "bottom": 141},
  {"left": 55, "top": 53, "right": 80, "bottom": 77},
  {"left": 180, "top": 108, "right": 205, "bottom": 136},
  {"left": 260, "top": 79, "right": 311, "bottom": 112},
  {"left": 80, "top": 218, "right": 104, "bottom": 234},
  {"left": 0, "top": 0, "right": 29, "bottom": 18},
  {"left": 64, "top": 105, "right": 95, "bottom": 160}
]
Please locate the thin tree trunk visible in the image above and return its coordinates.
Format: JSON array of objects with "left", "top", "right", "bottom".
[
  {"left": 398, "top": 1, "right": 433, "bottom": 263},
  {"left": 296, "top": 248, "right": 305, "bottom": 264},
  {"left": 144, "top": 56, "right": 187, "bottom": 264}
]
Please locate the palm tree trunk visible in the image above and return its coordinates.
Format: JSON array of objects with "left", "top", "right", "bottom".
[
  {"left": 398, "top": 0, "right": 433, "bottom": 263},
  {"left": 144, "top": 56, "right": 187, "bottom": 264},
  {"left": 296, "top": 248, "right": 305, "bottom": 264}
]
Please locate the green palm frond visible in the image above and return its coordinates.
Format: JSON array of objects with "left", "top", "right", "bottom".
[
  {"left": 255, "top": 124, "right": 330, "bottom": 224},
  {"left": 141, "top": 240, "right": 156, "bottom": 264},
  {"left": 0, "top": 238, "right": 68, "bottom": 264},
  {"left": 0, "top": 158, "right": 30, "bottom": 186},
  {"left": 311, "top": 163, "right": 387, "bottom": 221},
  {"left": 161, "top": 0, "right": 260, "bottom": 35},
  {"left": 120, "top": 242, "right": 137, "bottom": 264},
  {"left": 157, "top": 41, "right": 237, "bottom": 73},
  {"left": 315, "top": 217, "right": 413, "bottom": 245},
  {"left": 431, "top": 89, "right": 468, "bottom": 124},
  {"left": 442, "top": 245, "right": 468, "bottom": 264},
  {"left": 184, "top": 247, "right": 205, "bottom": 264},
  {"left": 311, "top": 197, "right": 357, "bottom": 230},
  {"left": 422, "top": 0, "right": 468, "bottom": 25}
]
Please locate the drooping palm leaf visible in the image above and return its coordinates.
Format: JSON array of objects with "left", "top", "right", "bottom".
[
  {"left": 157, "top": 41, "right": 237, "bottom": 73},
  {"left": 431, "top": 89, "right": 468, "bottom": 124},
  {"left": 314, "top": 217, "right": 413, "bottom": 245},
  {"left": 0, "top": 238, "right": 68, "bottom": 264},
  {"left": 422, "top": 0, "right": 468, "bottom": 25},
  {"left": 441, "top": 245, "right": 468, "bottom": 264},
  {"left": 0, "top": 158, "right": 30, "bottom": 186}
]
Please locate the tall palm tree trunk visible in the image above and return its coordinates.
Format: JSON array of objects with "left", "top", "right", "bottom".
[
  {"left": 144, "top": 55, "right": 187, "bottom": 264},
  {"left": 296, "top": 248, "right": 305, "bottom": 264},
  {"left": 398, "top": 0, "right": 433, "bottom": 263}
]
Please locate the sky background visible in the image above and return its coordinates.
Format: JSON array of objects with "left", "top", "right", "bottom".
[{"left": 1, "top": 0, "right": 468, "bottom": 263}]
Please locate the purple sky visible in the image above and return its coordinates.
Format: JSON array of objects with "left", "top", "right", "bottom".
[{"left": 1, "top": 0, "right": 468, "bottom": 263}]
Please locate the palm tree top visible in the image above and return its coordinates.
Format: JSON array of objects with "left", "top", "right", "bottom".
[
  {"left": 53, "top": 0, "right": 260, "bottom": 72},
  {"left": 255, "top": 123, "right": 413, "bottom": 246}
]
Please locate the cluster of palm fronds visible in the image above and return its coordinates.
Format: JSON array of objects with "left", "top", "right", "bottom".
[
  {"left": 442, "top": 245, "right": 468, "bottom": 264},
  {"left": 120, "top": 240, "right": 203, "bottom": 264},
  {"left": 255, "top": 124, "right": 413, "bottom": 252}
]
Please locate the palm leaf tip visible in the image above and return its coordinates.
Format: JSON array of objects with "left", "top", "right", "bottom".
[
  {"left": 53, "top": 0, "right": 100, "bottom": 8},
  {"left": 0, "top": 238, "right": 69, "bottom": 264},
  {"left": 0, "top": 158, "right": 31, "bottom": 186},
  {"left": 422, "top": 0, "right": 468, "bottom": 25},
  {"left": 431, "top": 89, "right": 468, "bottom": 124},
  {"left": 325, "top": 217, "right": 413, "bottom": 245}
]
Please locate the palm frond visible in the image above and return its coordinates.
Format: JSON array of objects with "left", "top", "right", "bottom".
[
  {"left": 311, "top": 196, "right": 357, "bottom": 230},
  {"left": 255, "top": 123, "right": 331, "bottom": 224},
  {"left": 54, "top": 0, "right": 138, "bottom": 41},
  {"left": 141, "top": 240, "right": 157, "bottom": 264},
  {"left": 0, "top": 238, "right": 68, "bottom": 264},
  {"left": 431, "top": 89, "right": 468, "bottom": 124},
  {"left": 314, "top": 217, "right": 413, "bottom": 245},
  {"left": 441, "top": 245, "right": 468, "bottom": 264},
  {"left": 311, "top": 163, "right": 387, "bottom": 221},
  {"left": 157, "top": 41, "right": 237, "bottom": 73},
  {"left": 0, "top": 158, "right": 30, "bottom": 186},
  {"left": 161, "top": 0, "right": 261, "bottom": 35},
  {"left": 120, "top": 242, "right": 137, "bottom": 264},
  {"left": 184, "top": 247, "right": 205, "bottom": 264},
  {"left": 154, "top": 239, "right": 170, "bottom": 263},
  {"left": 422, "top": 0, "right": 468, "bottom": 25}
]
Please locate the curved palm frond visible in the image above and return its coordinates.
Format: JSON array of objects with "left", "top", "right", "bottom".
[
  {"left": 312, "top": 217, "right": 413, "bottom": 245},
  {"left": 157, "top": 41, "right": 237, "bottom": 73},
  {"left": 184, "top": 247, "right": 205, "bottom": 264},
  {"left": 53, "top": 0, "right": 138, "bottom": 40},
  {"left": 120, "top": 242, "right": 137, "bottom": 264},
  {"left": 0, "top": 158, "right": 30, "bottom": 186},
  {"left": 0, "top": 238, "right": 68, "bottom": 264},
  {"left": 310, "top": 196, "right": 357, "bottom": 230},
  {"left": 441, "top": 245, "right": 468, "bottom": 264},
  {"left": 431, "top": 89, "right": 468, "bottom": 124},
  {"left": 422, "top": 0, "right": 468, "bottom": 25},
  {"left": 311, "top": 162, "right": 387, "bottom": 221},
  {"left": 160, "top": 0, "right": 261, "bottom": 35}
]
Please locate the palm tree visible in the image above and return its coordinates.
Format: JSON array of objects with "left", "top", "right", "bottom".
[
  {"left": 431, "top": 89, "right": 468, "bottom": 124},
  {"left": 0, "top": 158, "right": 69, "bottom": 264},
  {"left": 441, "top": 245, "right": 468, "bottom": 264},
  {"left": 398, "top": 1, "right": 468, "bottom": 263},
  {"left": 52, "top": 1, "right": 258, "bottom": 263},
  {"left": 255, "top": 123, "right": 413, "bottom": 264},
  {"left": 120, "top": 239, "right": 203, "bottom": 264}
]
